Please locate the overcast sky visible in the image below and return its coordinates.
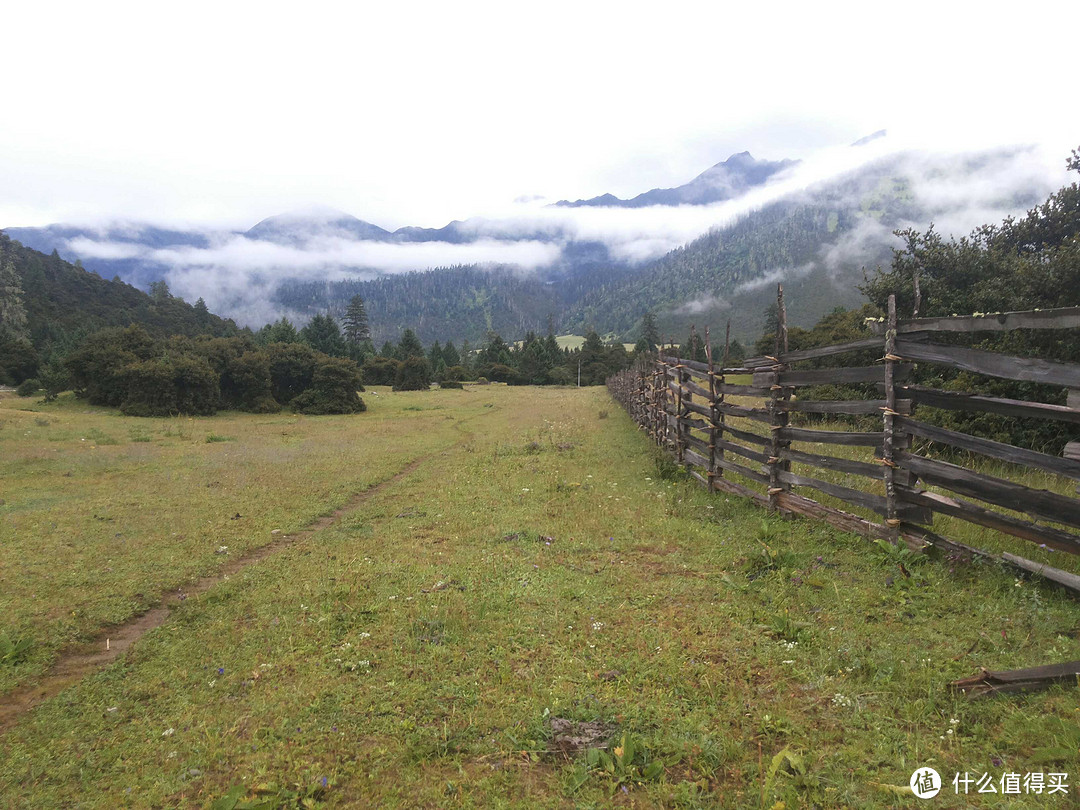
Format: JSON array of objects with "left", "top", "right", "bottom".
[{"left": 1, "top": 1, "right": 1074, "bottom": 230}]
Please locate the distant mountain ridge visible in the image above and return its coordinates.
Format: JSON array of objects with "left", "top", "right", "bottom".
[{"left": 554, "top": 151, "right": 798, "bottom": 208}]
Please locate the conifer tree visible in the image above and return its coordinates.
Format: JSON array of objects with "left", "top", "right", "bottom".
[{"left": 342, "top": 295, "right": 371, "bottom": 345}]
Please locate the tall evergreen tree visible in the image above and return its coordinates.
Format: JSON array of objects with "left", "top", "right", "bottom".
[
  {"left": 342, "top": 295, "right": 371, "bottom": 345},
  {"left": 639, "top": 311, "right": 660, "bottom": 351},
  {"left": 300, "top": 314, "right": 347, "bottom": 356},
  {"left": 397, "top": 328, "right": 425, "bottom": 359},
  {"left": 441, "top": 341, "right": 461, "bottom": 368}
]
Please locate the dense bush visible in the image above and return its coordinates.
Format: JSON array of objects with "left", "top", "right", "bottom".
[
  {"left": 479, "top": 363, "right": 524, "bottom": 385},
  {"left": 362, "top": 356, "right": 401, "bottom": 385},
  {"left": 222, "top": 350, "right": 279, "bottom": 412},
  {"left": 0, "top": 338, "right": 38, "bottom": 385},
  {"left": 65, "top": 325, "right": 158, "bottom": 406},
  {"left": 264, "top": 342, "right": 319, "bottom": 405},
  {"left": 393, "top": 356, "right": 431, "bottom": 391},
  {"left": 291, "top": 356, "right": 366, "bottom": 414},
  {"left": 62, "top": 327, "right": 367, "bottom": 418},
  {"left": 119, "top": 354, "right": 220, "bottom": 416},
  {"left": 439, "top": 379, "right": 464, "bottom": 389},
  {"left": 15, "top": 377, "right": 39, "bottom": 396}
]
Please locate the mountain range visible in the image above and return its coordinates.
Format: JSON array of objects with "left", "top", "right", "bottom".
[{"left": 2, "top": 139, "right": 1057, "bottom": 346}]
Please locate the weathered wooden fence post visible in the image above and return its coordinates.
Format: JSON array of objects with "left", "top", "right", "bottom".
[
  {"left": 768, "top": 285, "right": 791, "bottom": 514},
  {"left": 705, "top": 327, "right": 717, "bottom": 489},
  {"left": 883, "top": 294, "right": 901, "bottom": 544}
]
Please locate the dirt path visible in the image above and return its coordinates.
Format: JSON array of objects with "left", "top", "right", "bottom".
[{"left": 0, "top": 452, "right": 436, "bottom": 734}]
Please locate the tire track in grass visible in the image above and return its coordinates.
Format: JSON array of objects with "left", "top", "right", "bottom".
[{"left": 0, "top": 413, "right": 483, "bottom": 734}]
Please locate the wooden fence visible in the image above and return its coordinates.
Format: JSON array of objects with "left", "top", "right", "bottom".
[{"left": 608, "top": 290, "right": 1080, "bottom": 595}]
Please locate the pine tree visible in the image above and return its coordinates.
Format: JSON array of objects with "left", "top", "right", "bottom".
[
  {"left": 441, "top": 341, "right": 461, "bottom": 368},
  {"left": 639, "top": 311, "right": 660, "bottom": 351},
  {"left": 397, "top": 328, "right": 425, "bottom": 359},
  {"left": 342, "top": 295, "right": 371, "bottom": 345},
  {"left": 0, "top": 255, "right": 30, "bottom": 342},
  {"left": 300, "top": 314, "right": 347, "bottom": 356}
]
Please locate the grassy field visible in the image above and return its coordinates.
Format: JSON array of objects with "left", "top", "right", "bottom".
[{"left": 2, "top": 385, "right": 1079, "bottom": 807}]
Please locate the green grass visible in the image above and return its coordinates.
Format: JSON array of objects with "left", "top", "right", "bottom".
[{"left": 1, "top": 386, "right": 1079, "bottom": 807}]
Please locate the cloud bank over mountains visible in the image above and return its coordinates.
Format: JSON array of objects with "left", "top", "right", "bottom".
[{"left": 6, "top": 136, "right": 1072, "bottom": 329}]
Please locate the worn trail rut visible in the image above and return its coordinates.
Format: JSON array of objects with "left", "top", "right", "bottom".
[{"left": 0, "top": 452, "right": 436, "bottom": 734}]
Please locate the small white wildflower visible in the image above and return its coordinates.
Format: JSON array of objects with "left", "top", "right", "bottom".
[
  {"left": 591, "top": 622, "right": 604, "bottom": 631},
  {"left": 359, "top": 632, "right": 371, "bottom": 639},
  {"left": 167, "top": 751, "right": 177, "bottom": 759},
  {"left": 216, "top": 545, "right": 228, "bottom": 554},
  {"left": 782, "top": 659, "right": 795, "bottom": 665},
  {"left": 950, "top": 718, "right": 959, "bottom": 726},
  {"left": 208, "top": 679, "right": 216, "bottom": 687},
  {"left": 162, "top": 727, "right": 175, "bottom": 736}
]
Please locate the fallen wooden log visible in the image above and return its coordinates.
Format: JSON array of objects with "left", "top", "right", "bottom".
[{"left": 950, "top": 661, "right": 1080, "bottom": 698}]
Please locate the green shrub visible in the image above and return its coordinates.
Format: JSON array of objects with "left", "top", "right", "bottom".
[
  {"left": 362, "top": 356, "right": 401, "bottom": 386},
  {"left": 15, "top": 378, "right": 40, "bottom": 397},
  {"left": 439, "top": 380, "right": 464, "bottom": 389},
  {"left": 0, "top": 338, "right": 39, "bottom": 386},
  {"left": 119, "top": 354, "right": 220, "bottom": 416},
  {"left": 393, "top": 356, "right": 431, "bottom": 391},
  {"left": 65, "top": 325, "right": 157, "bottom": 406},
  {"left": 291, "top": 356, "right": 366, "bottom": 415},
  {"left": 223, "top": 351, "right": 280, "bottom": 412},
  {"left": 264, "top": 342, "right": 319, "bottom": 405}
]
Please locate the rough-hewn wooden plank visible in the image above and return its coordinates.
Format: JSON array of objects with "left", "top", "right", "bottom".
[
  {"left": 780, "top": 447, "right": 884, "bottom": 479},
  {"left": 950, "top": 660, "right": 1080, "bottom": 698},
  {"left": 779, "top": 399, "right": 888, "bottom": 415},
  {"left": 678, "top": 378, "right": 712, "bottom": 399},
  {"left": 896, "top": 340, "right": 1080, "bottom": 388},
  {"left": 744, "top": 337, "right": 883, "bottom": 369},
  {"left": 897, "top": 451, "right": 1080, "bottom": 531},
  {"left": 902, "top": 524, "right": 1080, "bottom": 596},
  {"left": 775, "top": 490, "right": 892, "bottom": 541},
  {"left": 1065, "top": 442, "right": 1080, "bottom": 461},
  {"left": 658, "top": 355, "right": 711, "bottom": 375},
  {"left": 899, "top": 490, "right": 1080, "bottom": 554},
  {"left": 1000, "top": 554, "right": 1080, "bottom": 598},
  {"left": 897, "top": 416, "right": 1080, "bottom": 481},
  {"left": 683, "top": 433, "right": 710, "bottom": 455},
  {"left": 711, "top": 473, "right": 768, "bottom": 505},
  {"left": 721, "top": 424, "right": 771, "bottom": 446},
  {"left": 779, "top": 427, "right": 885, "bottom": 447},
  {"left": 1069, "top": 390, "right": 1080, "bottom": 410},
  {"left": 683, "top": 448, "right": 711, "bottom": 470},
  {"left": 683, "top": 399, "right": 713, "bottom": 419},
  {"left": 778, "top": 470, "right": 890, "bottom": 516},
  {"left": 713, "top": 455, "right": 770, "bottom": 484},
  {"left": 906, "top": 386, "right": 1080, "bottom": 425},
  {"left": 716, "top": 438, "right": 771, "bottom": 466},
  {"left": 715, "top": 382, "right": 769, "bottom": 396},
  {"left": 716, "top": 401, "right": 772, "bottom": 423},
  {"left": 758, "top": 364, "right": 911, "bottom": 387},
  {"left": 871, "top": 306, "right": 1080, "bottom": 336}
]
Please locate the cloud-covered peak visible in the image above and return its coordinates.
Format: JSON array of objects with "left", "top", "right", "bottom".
[{"left": 245, "top": 207, "right": 393, "bottom": 246}]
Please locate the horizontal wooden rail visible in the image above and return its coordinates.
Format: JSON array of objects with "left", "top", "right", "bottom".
[
  {"left": 778, "top": 426, "right": 885, "bottom": 447},
  {"left": 905, "top": 386, "right": 1080, "bottom": 424},
  {"left": 897, "top": 416, "right": 1080, "bottom": 481},
  {"left": 895, "top": 340, "right": 1080, "bottom": 389},
  {"left": 899, "top": 490, "right": 1080, "bottom": 554},
  {"left": 744, "top": 336, "right": 883, "bottom": 368},
  {"left": 897, "top": 451, "right": 1080, "bottom": 531},
  {"left": 869, "top": 306, "right": 1080, "bottom": 335}
]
